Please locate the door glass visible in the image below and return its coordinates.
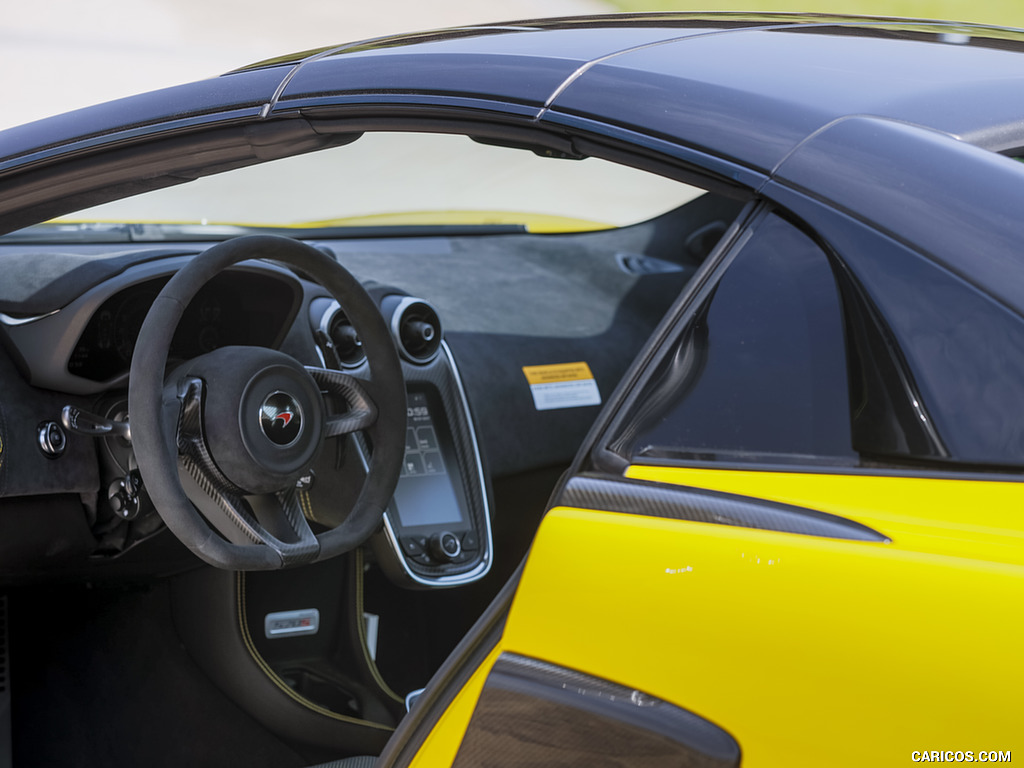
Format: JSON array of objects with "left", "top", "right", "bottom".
[{"left": 613, "top": 214, "right": 854, "bottom": 465}]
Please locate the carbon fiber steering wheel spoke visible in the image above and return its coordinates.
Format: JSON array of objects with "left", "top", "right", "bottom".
[
  {"left": 179, "top": 457, "right": 319, "bottom": 566},
  {"left": 307, "top": 366, "right": 379, "bottom": 437},
  {"left": 175, "top": 375, "right": 320, "bottom": 566}
]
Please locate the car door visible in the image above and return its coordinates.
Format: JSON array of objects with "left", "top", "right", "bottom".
[{"left": 391, "top": 181, "right": 1024, "bottom": 767}]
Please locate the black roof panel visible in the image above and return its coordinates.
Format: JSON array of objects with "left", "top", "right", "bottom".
[
  {"left": 272, "top": 26, "right": 725, "bottom": 113},
  {"left": 549, "top": 23, "right": 1024, "bottom": 171}
]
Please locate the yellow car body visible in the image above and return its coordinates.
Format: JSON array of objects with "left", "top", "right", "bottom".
[{"left": 407, "top": 466, "right": 1021, "bottom": 767}]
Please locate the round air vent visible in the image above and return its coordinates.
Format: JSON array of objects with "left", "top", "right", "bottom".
[
  {"left": 320, "top": 303, "right": 366, "bottom": 368},
  {"left": 385, "top": 297, "right": 442, "bottom": 364}
]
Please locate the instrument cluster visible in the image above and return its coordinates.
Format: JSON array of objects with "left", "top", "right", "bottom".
[{"left": 68, "top": 270, "right": 299, "bottom": 382}]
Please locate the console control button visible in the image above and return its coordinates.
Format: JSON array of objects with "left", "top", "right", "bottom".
[
  {"left": 461, "top": 531, "right": 480, "bottom": 552},
  {"left": 401, "top": 536, "right": 428, "bottom": 557},
  {"left": 451, "top": 549, "right": 474, "bottom": 565},
  {"left": 429, "top": 531, "right": 461, "bottom": 563}
]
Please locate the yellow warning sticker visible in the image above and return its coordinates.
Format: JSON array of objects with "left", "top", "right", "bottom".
[
  {"left": 522, "top": 362, "right": 601, "bottom": 411},
  {"left": 522, "top": 362, "right": 595, "bottom": 385}
]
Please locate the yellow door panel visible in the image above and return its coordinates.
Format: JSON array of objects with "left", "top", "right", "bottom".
[
  {"left": 498, "top": 506, "right": 1023, "bottom": 767},
  {"left": 626, "top": 465, "right": 1024, "bottom": 565}
]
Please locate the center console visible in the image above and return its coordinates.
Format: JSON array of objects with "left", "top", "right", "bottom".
[{"left": 312, "top": 294, "right": 493, "bottom": 588}]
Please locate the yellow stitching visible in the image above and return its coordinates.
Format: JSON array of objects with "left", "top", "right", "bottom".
[
  {"left": 299, "top": 487, "right": 327, "bottom": 525},
  {"left": 355, "top": 548, "right": 405, "bottom": 703},
  {"left": 298, "top": 489, "right": 312, "bottom": 520},
  {"left": 296, "top": 489, "right": 402, "bottom": 702},
  {"left": 235, "top": 571, "right": 394, "bottom": 730}
]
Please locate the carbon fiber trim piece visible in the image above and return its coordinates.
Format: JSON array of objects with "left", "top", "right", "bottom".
[
  {"left": 176, "top": 377, "right": 246, "bottom": 492},
  {"left": 179, "top": 455, "right": 262, "bottom": 545},
  {"left": 559, "top": 474, "right": 889, "bottom": 542},
  {"left": 452, "top": 653, "right": 740, "bottom": 768},
  {"left": 307, "top": 366, "right": 378, "bottom": 436},
  {"left": 177, "top": 376, "right": 320, "bottom": 566},
  {"left": 310, "top": 757, "right": 377, "bottom": 768}
]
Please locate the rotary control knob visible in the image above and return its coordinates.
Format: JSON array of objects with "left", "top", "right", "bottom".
[
  {"left": 37, "top": 421, "right": 67, "bottom": 459},
  {"left": 107, "top": 471, "right": 142, "bottom": 520},
  {"left": 428, "top": 531, "right": 461, "bottom": 563}
]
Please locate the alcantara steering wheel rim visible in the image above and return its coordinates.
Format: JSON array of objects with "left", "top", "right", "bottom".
[{"left": 128, "top": 235, "right": 406, "bottom": 570}]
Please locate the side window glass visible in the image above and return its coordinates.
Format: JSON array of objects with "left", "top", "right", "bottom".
[{"left": 612, "top": 214, "right": 854, "bottom": 464}]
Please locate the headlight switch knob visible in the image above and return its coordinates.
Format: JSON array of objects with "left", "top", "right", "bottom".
[{"left": 37, "top": 421, "right": 67, "bottom": 458}]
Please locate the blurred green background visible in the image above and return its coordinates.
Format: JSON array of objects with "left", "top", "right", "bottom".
[{"left": 602, "top": 1, "right": 1024, "bottom": 28}]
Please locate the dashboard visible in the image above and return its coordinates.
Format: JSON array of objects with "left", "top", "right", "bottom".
[
  {"left": 0, "top": 219, "right": 697, "bottom": 585},
  {"left": 0, "top": 249, "right": 497, "bottom": 587}
]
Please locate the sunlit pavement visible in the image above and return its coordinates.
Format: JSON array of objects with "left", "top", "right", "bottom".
[{"left": 2, "top": 0, "right": 612, "bottom": 131}]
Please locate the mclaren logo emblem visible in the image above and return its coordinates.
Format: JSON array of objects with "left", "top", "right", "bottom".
[{"left": 260, "top": 391, "right": 303, "bottom": 446}]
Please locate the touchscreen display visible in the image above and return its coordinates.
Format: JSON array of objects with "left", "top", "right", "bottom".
[{"left": 392, "top": 392, "right": 465, "bottom": 528}]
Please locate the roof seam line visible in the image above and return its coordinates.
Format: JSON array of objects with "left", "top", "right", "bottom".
[
  {"left": 264, "top": 25, "right": 545, "bottom": 117},
  {"left": 535, "top": 22, "right": 825, "bottom": 123},
  {"left": 761, "top": 113, "right": 958, "bottom": 190},
  {"left": 264, "top": 48, "right": 350, "bottom": 116}
]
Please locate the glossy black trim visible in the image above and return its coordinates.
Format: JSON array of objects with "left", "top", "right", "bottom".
[{"left": 558, "top": 474, "right": 890, "bottom": 543}]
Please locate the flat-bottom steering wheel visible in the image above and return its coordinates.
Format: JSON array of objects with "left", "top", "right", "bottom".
[{"left": 128, "top": 235, "right": 406, "bottom": 570}]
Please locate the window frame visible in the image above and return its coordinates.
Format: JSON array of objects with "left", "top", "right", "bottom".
[{"left": 593, "top": 202, "right": 1024, "bottom": 482}]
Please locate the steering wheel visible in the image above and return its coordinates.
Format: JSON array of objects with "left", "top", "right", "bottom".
[{"left": 128, "top": 235, "right": 406, "bottom": 570}]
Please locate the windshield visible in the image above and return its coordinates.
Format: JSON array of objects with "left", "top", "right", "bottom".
[{"left": 12, "top": 132, "right": 704, "bottom": 241}]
